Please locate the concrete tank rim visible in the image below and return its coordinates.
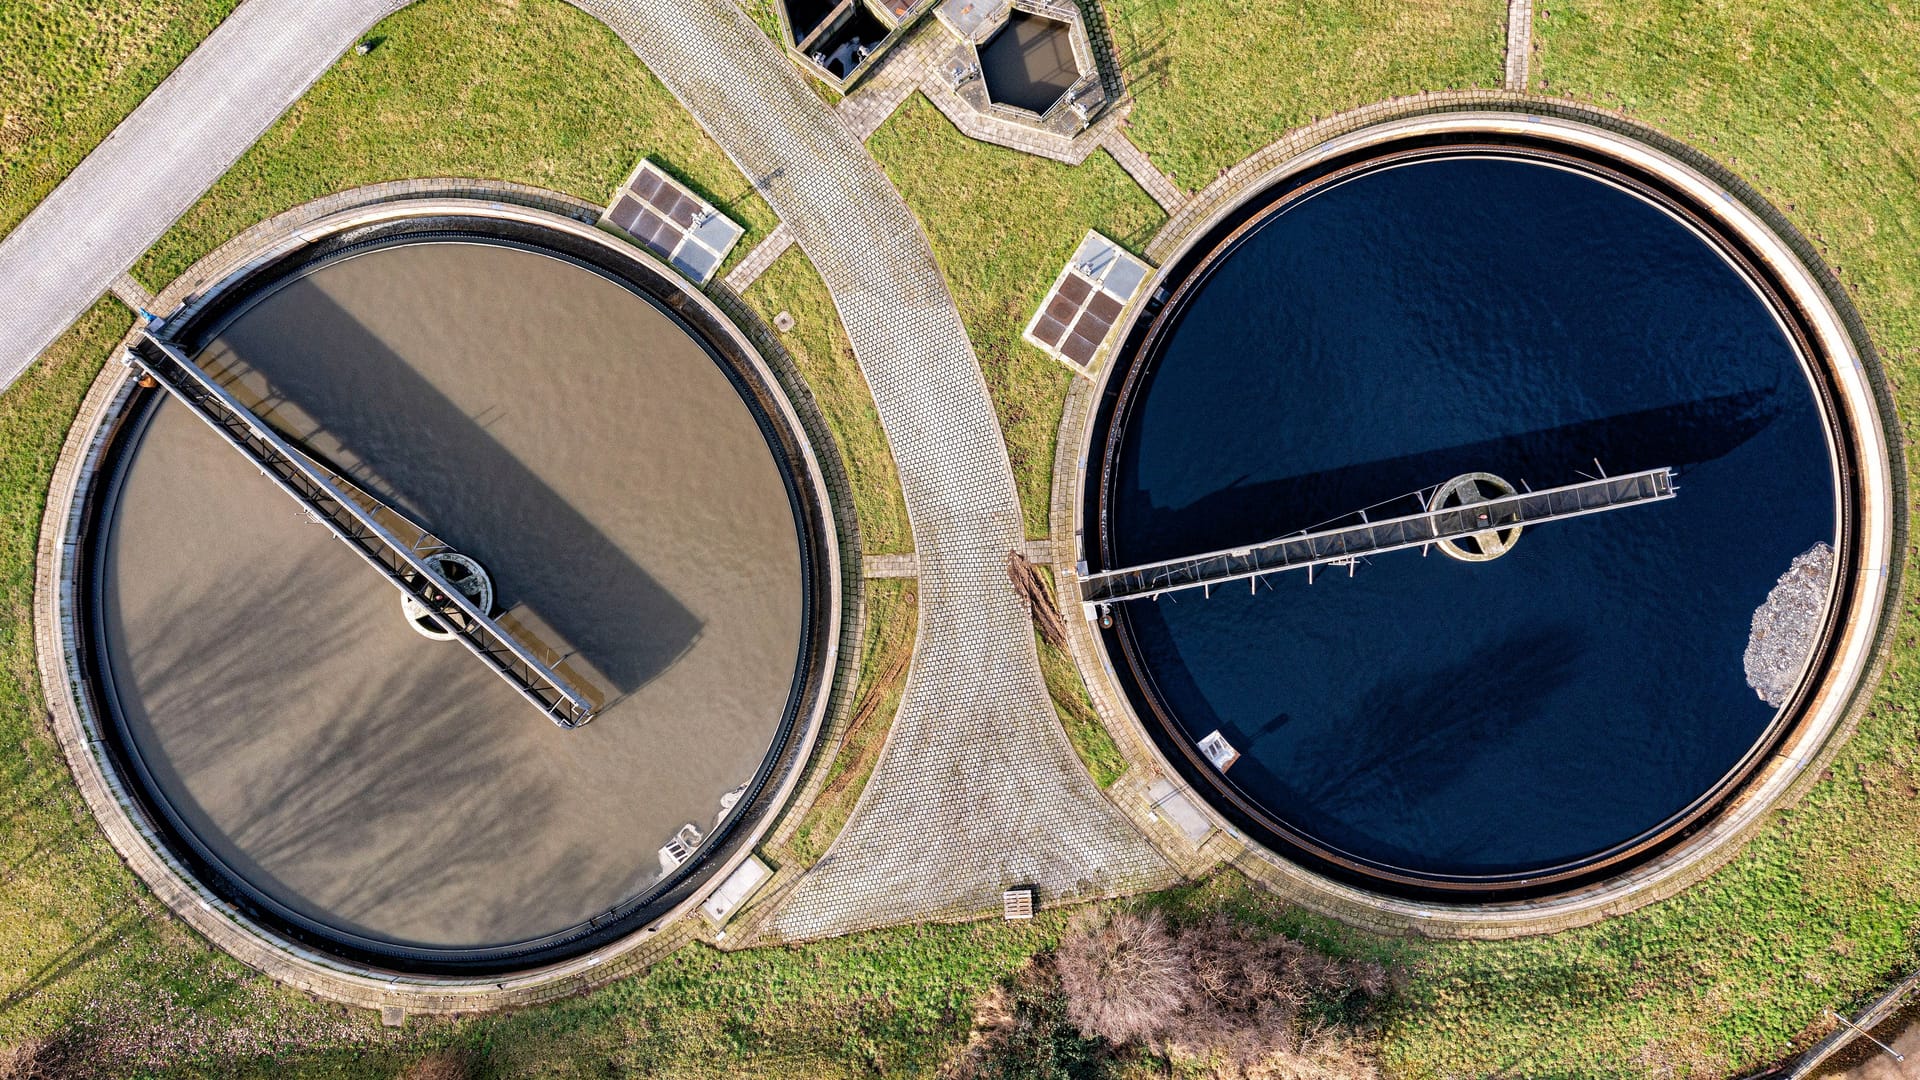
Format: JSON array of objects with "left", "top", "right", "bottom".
[
  {"left": 1059, "top": 96, "right": 1903, "bottom": 936},
  {"left": 34, "top": 180, "right": 846, "bottom": 1005}
]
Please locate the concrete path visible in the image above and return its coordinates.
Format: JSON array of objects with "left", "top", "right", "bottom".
[
  {"left": 5, "top": 0, "right": 1169, "bottom": 941},
  {"left": 0, "top": 0, "right": 404, "bottom": 392},
  {"left": 570, "top": 0, "right": 1171, "bottom": 939}
]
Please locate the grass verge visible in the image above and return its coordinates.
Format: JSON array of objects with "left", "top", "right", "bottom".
[
  {"left": 131, "top": 0, "right": 775, "bottom": 289},
  {"left": 771, "top": 578, "right": 918, "bottom": 868},
  {"left": 743, "top": 248, "right": 913, "bottom": 555},
  {"left": 0, "top": 0, "right": 239, "bottom": 242},
  {"left": 1037, "top": 632, "right": 1127, "bottom": 790},
  {"left": 868, "top": 94, "right": 1164, "bottom": 538},
  {"left": 1106, "top": 0, "right": 1506, "bottom": 188}
]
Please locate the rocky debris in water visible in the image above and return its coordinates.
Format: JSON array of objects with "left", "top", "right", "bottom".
[{"left": 1744, "top": 542, "right": 1835, "bottom": 708}]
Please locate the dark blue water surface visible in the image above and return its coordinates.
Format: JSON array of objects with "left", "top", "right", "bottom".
[{"left": 1110, "top": 155, "right": 1836, "bottom": 877}]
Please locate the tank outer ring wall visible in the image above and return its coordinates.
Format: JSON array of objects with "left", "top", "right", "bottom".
[
  {"left": 1072, "top": 107, "right": 1900, "bottom": 927},
  {"left": 34, "top": 187, "right": 844, "bottom": 1006}
]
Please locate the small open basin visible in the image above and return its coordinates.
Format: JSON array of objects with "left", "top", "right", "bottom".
[{"left": 979, "top": 10, "right": 1078, "bottom": 114}]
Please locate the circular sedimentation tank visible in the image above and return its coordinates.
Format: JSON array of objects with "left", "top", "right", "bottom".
[
  {"left": 1082, "top": 119, "right": 1897, "bottom": 903},
  {"left": 48, "top": 195, "right": 839, "bottom": 977}
]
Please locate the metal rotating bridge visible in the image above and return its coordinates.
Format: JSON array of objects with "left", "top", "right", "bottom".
[
  {"left": 125, "top": 327, "right": 598, "bottom": 728},
  {"left": 1079, "top": 466, "right": 1677, "bottom": 612}
]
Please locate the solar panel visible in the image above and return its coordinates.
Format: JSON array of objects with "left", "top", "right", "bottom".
[
  {"left": 602, "top": 160, "right": 745, "bottom": 285},
  {"left": 1022, "top": 230, "right": 1152, "bottom": 374}
]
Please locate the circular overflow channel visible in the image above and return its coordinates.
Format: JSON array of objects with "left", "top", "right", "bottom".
[
  {"left": 1081, "top": 119, "right": 1896, "bottom": 903},
  {"left": 46, "top": 196, "right": 840, "bottom": 979}
]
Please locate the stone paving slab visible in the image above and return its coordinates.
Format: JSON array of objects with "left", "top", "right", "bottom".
[
  {"left": 863, "top": 553, "right": 920, "bottom": 578},
  {"left": 0, "top": 0, "right": 405, "bottom": 394},
  {"left": 839, "top": 22, "right": 948, "bottom": 140},
  {"left": 107, "top": 270, "right": 153, "bottom": 312},
  {"left": 1102, "top": 131, "right": 1185, "bottom": 214}
]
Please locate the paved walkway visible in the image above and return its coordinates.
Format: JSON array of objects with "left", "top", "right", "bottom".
[
  {"left": 1103, "top": 131, "right": 1186, "bottom": 214},
  {"left": 570, "top": 0, "right": 1171, "bottom": 939},
  {"left": 0, "top": 0, "right": 404, "bottom": 393},
  {"left": 721, "top": 222, "right": 792, "bottom": 291},
  {"left": 5, "top": 0, "right": 1168, "bottom": 942}
]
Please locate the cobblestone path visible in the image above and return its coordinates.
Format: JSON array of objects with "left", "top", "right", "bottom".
[
  {"left": 0, "top": 0, "right": 406, "bottom": 391},
  {"left": 573, "top": 0, "right": 1171, "bottom": 939},
  {"left": 1, "top": 0, "right": 1170, "bottom": 941}
]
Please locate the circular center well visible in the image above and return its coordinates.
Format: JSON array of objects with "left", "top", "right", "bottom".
[
  {"left": 90, "top": 235, "right": 812, "bottom": 960},
  {"left": 1096, "top": 149, "right": 1843, "bottom": 889}
]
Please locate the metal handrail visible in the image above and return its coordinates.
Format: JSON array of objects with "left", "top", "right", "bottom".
[{"left": 1080, "top": 467, "right": 1677, "bottom": 605}]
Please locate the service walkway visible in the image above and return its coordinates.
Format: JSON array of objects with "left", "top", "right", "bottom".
[
  {"left": 1081, "top": 468, "right": 1677, "bottom": 605},
  {"left": 0, "top": 0, "right": 1169, "bottom": 942}
]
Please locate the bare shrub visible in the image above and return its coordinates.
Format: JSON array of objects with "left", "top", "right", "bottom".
[
  {"left": 949, "top": 958, "right": 1106, "bottom": 1080},
  {"left": 400, "top": 1050, "right": 474, "bottom": 1080},
  {"left": 1055, "top": 912, "right": 1194, "bottom": 1045},
  {"left": 1054, "top": 911, "right": 1390, "bottom": 1078},
  {"left": 0, "top": 1036, "right": 70, "bottom": 1080}
]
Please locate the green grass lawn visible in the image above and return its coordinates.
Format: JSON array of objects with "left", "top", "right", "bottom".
[
  {"left": 131, "top": 0, "right": 777, "bottom": 289},
  {"left": 1107, "top": 0, "right": 1506, "bottom": 188},
  {"left": 1038, "top": 632, "right": 1127, "bottom": 790},
  {"left": 771, "top": 578, "right": 918, "bottom": 868},
  {"left": 1368, "top": 2, "right": 1920, "bottom": 1075},
  {"left": 868, "top": 94, "right": 1165, "bottom": 538},
  {"left": 14, "top": 0, "right": 1920, "bottom": 1076},
  {"left": 744, "top": 248, "right": 913, "bottom": 556},
  {"left": 0, "top": 0, "right": 239, "bottom": 244},
  {"left": 0, "top": 301, "right": 401, "bottom": 1073}
]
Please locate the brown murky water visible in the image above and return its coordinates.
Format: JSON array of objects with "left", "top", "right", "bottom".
[{"left": 98, "top": 241, "right": 805, "bottom": 950}]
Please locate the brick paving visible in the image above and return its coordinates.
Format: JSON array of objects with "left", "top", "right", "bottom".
[
  {"left": 575, "top": 0, "right": 1170, "bottom": 939},
  {"left": 107, "top": 270, "right": 153, "bottom": 312},
  {"left": 721, "top": 222, "right": 793, "bottom": 292},
  {"left": 862, "top": 553, "right": 920, "bottom": 578},
  {"left": 1505, "top": 0, "right": 1534, "bottom": 90},
  {"left": 839, "top": 23, "right": 947, "bottom": 140},
  {"left": 1101, "top": 131, "right": 1186, "bottom": 214},
  {"left": 0, "top": 0, "right": 405, "bottom": 395}
]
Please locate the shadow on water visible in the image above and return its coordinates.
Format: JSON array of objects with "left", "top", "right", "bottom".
[
  {"left": 113, "top": 552, "right": 649, "bottom": 947},
  {"left": 195, "top": 281, "right": 703, "bottom": 705},
  {"left": 1142, "top": 613, "right": 1588, "bottom": 870},
  {"left": 1118, "top": 385, "right": 1785, "bottom": 561},
  {"left": 1267, "top": 618, "right": 1586, "bottom": 822}
]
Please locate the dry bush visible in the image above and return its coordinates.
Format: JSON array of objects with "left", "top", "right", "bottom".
[
  {"left": 949, "top": 958, "right": 1106, "bottom": 1080},
  {"left": 1055, "top": 911, "right": 1389, "bottom": 1077},
  {"left": 1242, "top": 1021, "right": 1382, "bottom": 1080},
  {"left": 0, "top": 1037, "right": 70, "bottom": 1080},
  {"left": 399, "top": 1050, "right": 474, "bottom": 1080},
  {"left": 1056, "top": 912, "right": 1194, "bottom": 1046}
]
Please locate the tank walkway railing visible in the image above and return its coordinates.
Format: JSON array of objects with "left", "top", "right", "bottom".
[
  {"left": 1079, "top": 466, "right": 1676, "bottom": 608},
  {"left": 126, "top": 328, "right": 598, "bottom": 728}
]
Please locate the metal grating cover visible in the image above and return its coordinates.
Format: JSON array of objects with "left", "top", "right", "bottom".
[
  {"left": 1023, "top": 230, "right": 1151, "bottom": 374},
  {"left": 604, "top": 160, "right": 745, "bottom": 285}
]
